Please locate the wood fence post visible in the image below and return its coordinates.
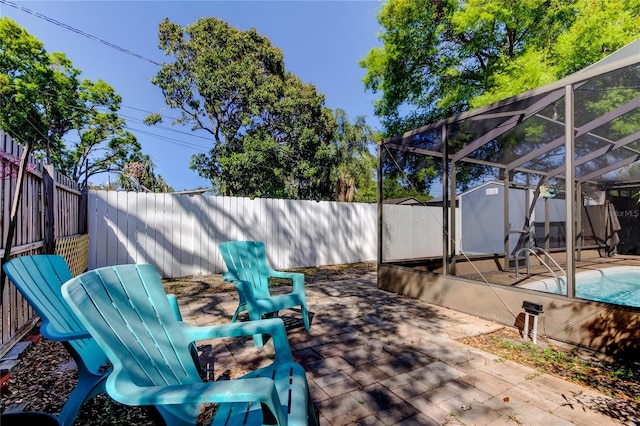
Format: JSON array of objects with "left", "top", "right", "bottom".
[
  {"left": 1, "top": 143, "right": 32, "bottom": 302},
  {"left": 79, "top": 186, "right": 88, "bottom": 235},
  {"left": 43, "top": 164, "right": 56, "bottom": 254}
]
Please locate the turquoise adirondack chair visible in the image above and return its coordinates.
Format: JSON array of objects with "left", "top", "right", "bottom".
[
  {"left": 2, "top": 255, "right": 109, "bottom": 426},
  {"left": 61, "top": 263, "right": 318, "bottom": 426},
  {"left": 2, "top": 255, "right": 203, "bottom": 425},
  {"left": 218, "top": 241, "right": 311, "bottom": 347}
]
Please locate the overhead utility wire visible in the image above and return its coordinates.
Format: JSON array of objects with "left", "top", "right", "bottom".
[
  {"left": 1, "top": 4, "right": 215, "bottom": 151},
  {"left": 125, "top": 126, "right": 209, "bottom": 152},
  {"left": 27, "top": 87, "right": 213, "bottom": 148},
  {"left": 2, "top": 5, "right": 337, "bottom": 167},
  {"left": 24, "top": 90, "right": 211, "bottom": 152},
  {"left": 114, "top": 109, "right": 213, "bottom": 142},
  {"left": 29, "top": 88, "right": 323, "bottom": 165},
  {"left": 0, "top": 0, "right": 162, "bottom": 66}
]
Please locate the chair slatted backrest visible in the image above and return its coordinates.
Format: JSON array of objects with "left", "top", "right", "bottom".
[
  {"left": 3, "top": 255, "right": 108, "bottom": 375},
  {"left": 67, "top": 264, "right": 202, "bottom": 385},
  {"left": 3, "top": 255, "right": 111, "bottom": 425},
  {"left": 62, "top": 264, "right": 204, "bottom": 423},
  {"left": 218, "top": 241, "right": 272, "bottom": 299}
]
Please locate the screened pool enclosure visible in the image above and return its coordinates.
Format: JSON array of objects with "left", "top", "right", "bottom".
[{"left": 377, "top": 40, "right": 640, "bottom": 358}]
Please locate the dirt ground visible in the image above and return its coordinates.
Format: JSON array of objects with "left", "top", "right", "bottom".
[{"left": 162, "top": 262, "right": 377, "bottom": 298}]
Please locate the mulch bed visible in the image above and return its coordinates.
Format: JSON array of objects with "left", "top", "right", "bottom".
[{"left": 1, "top": 336, "right": 157, "bottom": 425}]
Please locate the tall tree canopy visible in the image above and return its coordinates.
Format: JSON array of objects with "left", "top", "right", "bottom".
[
  {"left": 0, "top": 17, "right": 162, "bottom": 190},
  {"left": 147, "top": 17, "right": 339, "bottom": 200},
  {"left": 0, "top": 17, "right": 79, "bottom": 159},
  {"left": 361, "top": 0, "right": 640, "bottom": 134},
  {"left": 361, "top": 0, "right": 640, "bottom": 196}
]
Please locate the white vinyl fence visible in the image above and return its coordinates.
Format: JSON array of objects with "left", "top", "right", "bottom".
[
  {"left": 382, "top": 204, "right": 455, "bottom": 261},
  {"left": 88, "top": 190, "right": 455, "bottom": 278}
]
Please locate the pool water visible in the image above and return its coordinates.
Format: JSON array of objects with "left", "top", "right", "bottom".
[{"left": 521, "top": 266, "right": 640, "bottom": 308}]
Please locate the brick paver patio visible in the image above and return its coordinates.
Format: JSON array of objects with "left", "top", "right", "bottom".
[{"left": 178, "top": 273, "right": 629, "bottom": 426}]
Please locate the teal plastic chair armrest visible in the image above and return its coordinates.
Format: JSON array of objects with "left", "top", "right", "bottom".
[
  {"left": 110, "top": 378, "right": 286, "bottom": 426},
  {"left": 267, "top": 269, "right": 305, "bottom": 292},
  {"left": 113, "top": 377, "right": 278, "bottom": 405},
  {"left": 166, "top": 294, "right": 181, "bottom": 320},
  {"left": 222, "top": 271, "right": 236, "bottom": 282},
  {"left": 184, "top": 318, "right": 294, "bottom": 364},
  {"left": 167, "top": 293, "right": 205, "bottom": 378},
  {"left": 41, "top": 323, "right": 92, "bottom": 341}
]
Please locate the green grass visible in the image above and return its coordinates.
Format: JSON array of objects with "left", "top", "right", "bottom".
[{"left": 461, "top": 329, "right": 640, "bottom": 404}]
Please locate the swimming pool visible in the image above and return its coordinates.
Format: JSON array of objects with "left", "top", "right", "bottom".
[{"left": 520, "top": 266, "right": 640, "bottom": 308}]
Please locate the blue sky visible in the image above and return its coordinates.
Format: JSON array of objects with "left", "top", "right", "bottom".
[{"left": 2, "top": 0, "right": 384, "bottom": 191}]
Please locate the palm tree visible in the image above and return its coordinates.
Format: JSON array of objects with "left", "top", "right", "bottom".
[
  {"left": 332, "top": 109, "right": 378, "bottom": 202},
  {"left": 118, "top": 154, "right": 172, "bottom": 192}
]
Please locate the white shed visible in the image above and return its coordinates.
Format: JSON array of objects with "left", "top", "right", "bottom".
[{"left": 459, "top": 181, "right": 566, "bottom": 255}]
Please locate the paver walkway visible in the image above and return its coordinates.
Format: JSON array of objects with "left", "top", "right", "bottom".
[{"left": 178, "top": 273, "right": 633, "bottom": 426}]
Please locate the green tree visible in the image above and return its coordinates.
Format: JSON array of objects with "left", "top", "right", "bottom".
[
  {"left": 0, "top": 18, "right": 80, "bottom": 159},
  {"left": 363, "top": 0, "right": 640, "bottom": 127},
  {"left": 118, "top": 154, "right": 173, "bottom": 193},
  {"left": 361, "top": 0, "right": 640, "bottom": 193},
  {"left": 361, "top": 0, "right": 578, "bottom": 134},
  {"left": 58, "top": 79, "right": 146, "bottom": 189},
  {"left": 381, "top": 149, "right": 438, "bottom": 202},
  {"left": 472, "top": 0, "right": 640, "bottom": 107},
  {"left": 147, "top": 17, "right": 337, "bottom": 200},
  {"left": 0, "top": 17, "right": 82, "bottom": 274},
  {"left": 332, "top": 109, "right": 378, "bottom": 202},
  {"left": 0, "top": 18, "right": 161, "bottom": 191}
]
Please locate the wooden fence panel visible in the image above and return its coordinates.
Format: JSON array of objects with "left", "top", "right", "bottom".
[
  {"left": 125, "top": 191, "right": 138, "bottom": 265},
  {"left": 134, "top": 192, "right": 150, "bottom": 265},
  {"left": 104, "top": 190, "right": 119, "bottom": 267},
  {"left": 116, "top": 191, "right": 130, "bottom": 265},
  {"left": 0, "top": 132, "right": 87, "bottom": 351},
  {"left": 200, "top": 194, "right": 223, "bottom": 273},
  {"left": 53, "top": 168, "right": 81, "bottom": 238},
  {"left": 1, "top": 135, "right": 42, "bottom": 347}
]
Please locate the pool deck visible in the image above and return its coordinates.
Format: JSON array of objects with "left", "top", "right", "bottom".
[
  {"left": 178, "top": 273, "right": 636, "bottom": 425},
  {"left": 459, "top": 253, "right": 640, "bottom": 287}
]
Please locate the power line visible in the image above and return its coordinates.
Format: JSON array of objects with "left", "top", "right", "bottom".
[
  {"left": 0, "top": 0, "right": 162, "bottom": 66},
  {"left": 1, "top": 5, "right": 348, "bottom": 168},
  {"left": 116, "top": 106, "right": 213, "bottom": 142},
  {"left": 123, "top": 125, "right": 210, "bottom": 153},
  {"left": 0, "top": 2, "right": 215, "bottom": 151},
  {"left": 27, "top": 86, "right": 331, "bottom": 164}
]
